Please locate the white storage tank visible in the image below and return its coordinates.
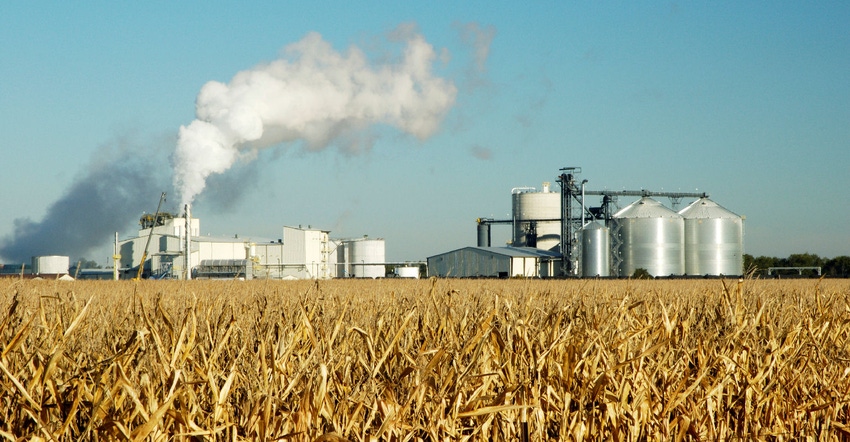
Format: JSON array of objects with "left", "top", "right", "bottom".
[
  {"left": 32, "top": 255, "right": 70, "bottom": 275},
  {"left": 512, "top": 183, "right": 561, "bottom": 252},
  {"left": 347, "top": 237, "right": 385, "bottom": 278},
  {"left": 580, "top": 221, "right": 610, "bottom": 277},
  {"left": 679, "top": 198, "right": 744, "bottom": 276},
  {"left": 612, "top": 197, "right": 684, "bottom": 277},
  {"left": 395, "top": 266, "right": 420, "bottom": 278}
]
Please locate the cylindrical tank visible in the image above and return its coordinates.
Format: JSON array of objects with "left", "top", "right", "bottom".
[
  {"left": 477, "top": 221, "right": 491, "bottom": 247},
  {"left": 612, "top": 197, "right": 684, "bottom": 277},
  {"left": 347, "top": 238, "right": 385, "bottom": 278},
  {"left": 512, "top": 185, "right": 560, "bottom": 251},
  {"left": 32, "top": 255, "right": 70, "bottom": 275},
  {"left": 395, "top": 266, "right": 420, "bottom": 278},
  {"left": 581, "top": 221, "right": 610, "bottom": 277},
  {"left": 679, "top": 198, "right": 744, "bottom": 276}
]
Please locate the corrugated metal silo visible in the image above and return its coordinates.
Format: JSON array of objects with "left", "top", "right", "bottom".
[
  {"left": 580, "top": 221, "right": 610, "bottom": 277},
  {"left": 347, "top": 238, "right": 385, "bottom": 278},
  {"left": 612, "top": 197, "right": 684, "bottom": 277},
  {"left": 512, "top": 183, "right": 560, "bottom": 251},
  {"left": 679, "top": 198, "right": 743, "bottom": 276}
]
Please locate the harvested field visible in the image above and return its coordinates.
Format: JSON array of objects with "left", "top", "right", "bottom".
[{"left": 0, "top": 278, "right": 848, "bottom": 440}]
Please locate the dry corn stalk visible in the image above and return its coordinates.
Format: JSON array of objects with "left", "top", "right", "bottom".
[{"left": 0, "top": 278, "right": 847, "bottom": 440}]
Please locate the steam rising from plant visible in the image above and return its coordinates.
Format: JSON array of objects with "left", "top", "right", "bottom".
[
  {"left": 173, "top": 28, "right": 458, "bottom": 206},
  {"left": 0, "top": 141, "right": 166, "bottom": 264}
]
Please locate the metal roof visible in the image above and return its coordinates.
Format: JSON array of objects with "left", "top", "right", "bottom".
[
  {"left": 429, "top": 246, "right": 561, "bottom": 260},
  {"left": 678, "top": 197, "right": 740, "bottom": 219},
  {"left": 613, "top": 197, "right": 681, "bottom": 219}
]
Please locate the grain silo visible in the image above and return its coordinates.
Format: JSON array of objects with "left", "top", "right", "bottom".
[
  {"left": 679, "top": 198, "right": 743, "bottom": 276},
  {"left": 512, "top": 183, "right": 560, "bottom": 251},
  {"left": 580, "top": 221, "right": 610, "bottom": 277},
  {"left": 612, "top": 197, "right": 684, "bottom": 277}
]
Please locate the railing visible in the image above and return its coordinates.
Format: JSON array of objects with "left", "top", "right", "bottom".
[{"left": 767, "top": 266, "right": 822, "bottom": 276}]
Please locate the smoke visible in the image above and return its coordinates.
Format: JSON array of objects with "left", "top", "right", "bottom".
[
  {"left": 0, "top": 137, "right": 169, "bottom": 263},
  {"left": 173, "top": 27, "right": 458, "bottom": 206},
  {"left": 456, "top": 22, "right": 496, "bottom": 74}
]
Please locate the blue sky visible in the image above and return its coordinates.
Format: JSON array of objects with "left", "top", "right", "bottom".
[{"left": 1, "top": 2, "right": 848, "bottom": 264}]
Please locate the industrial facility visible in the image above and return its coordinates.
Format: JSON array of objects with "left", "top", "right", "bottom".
[
  {"left": 2, "top": 166, "right": 742, "bottom": 280},
  {"left": 120, "top": 167, "right": 744, "bottom": 280},
  {"left": 459, "top": 167, "right": 744, "bottom": 278},
  {"left": 115, "top": 202, "right": 388, "bottom": 280}
]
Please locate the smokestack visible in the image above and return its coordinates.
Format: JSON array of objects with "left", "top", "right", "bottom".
[
  {"left": 113, "top": 232, "right": 120, "bottom": 281},
  {"left": 184, "top": 204, "right": 192, "bottom": 280},
  {"left": 172, "top": 27, "right": 458, "bottom": 207}
]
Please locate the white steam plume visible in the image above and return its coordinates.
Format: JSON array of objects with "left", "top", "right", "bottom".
[{"left": 173, "top": 29, "right": 457, "bottom": 206}]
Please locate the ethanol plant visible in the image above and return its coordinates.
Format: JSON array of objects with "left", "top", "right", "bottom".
[{"left": 475, "top": 167, "right": 744, "bottom": 278}]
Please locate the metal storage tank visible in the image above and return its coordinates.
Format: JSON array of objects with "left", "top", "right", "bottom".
[
  {"left": 580, "top": 221, "right": 610, "bottom": 277},
  {"left": 347, "top": 238, "right": 385, "bottom": 278},
  {"left": 612, "top": 197, "right": 684, "bottom": 277},
  {"left": 679, "top": 198, "right": 744, "bottom": 276},
  {"left": 395, "top": 266, "right": 420, "bottom": 278},
  {"left": 512, "top": 183, "right": 561, "bottom": 251},
  {"left": 477, "top": 222, "right": 491, "bottom": 247},
  {"left": 32, "top": 255, "right": 70, "bottom": 275}
]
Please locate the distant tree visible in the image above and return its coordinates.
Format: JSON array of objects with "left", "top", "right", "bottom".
[
  {"left": 632, "top": 268, "right": 652, "bottom": 279},
  {"left": 741, "top": 253, "right": 847, "bottom": 278},
  {"left": 743, "top": 254, "right": 755, "bottom": 274},
  {"left": 824, "top": 256, "right": 850, "bottom": 278},
  {"left": 748, "top": 255, "right": 779, "bottom": 277},
  {"left": 72, "top": 258, "right": 101, "bottom": 270},
  {"left": 786, "top": 253, "right": 824, "bottom": 268},
  {"left": 784, "top": 253, "right": 825, "bottom": 277}
]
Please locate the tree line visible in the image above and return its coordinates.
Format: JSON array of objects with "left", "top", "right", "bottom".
[{"left": 743, "top": 253, "right": 850, "bottom": 277}]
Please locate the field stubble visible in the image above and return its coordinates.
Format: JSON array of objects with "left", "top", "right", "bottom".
[{"left": 0, "top": 277, "right": 849, "bottom": 441}]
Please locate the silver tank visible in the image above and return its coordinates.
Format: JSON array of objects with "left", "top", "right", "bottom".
[
  {"left": 612, "top": 197, "right": 684, "bottom": 277},
  {"left": 679, "top": 198, "right": 743, "bottom": 276},
  {"left": 512, "top": 183, "right": 560, "bottom": 251},
  {"left": 477, "top": 222, "right": 491, "bottom": 247},
  {"left": 580, "top": 221, "right": 610, "bottom": 277}
]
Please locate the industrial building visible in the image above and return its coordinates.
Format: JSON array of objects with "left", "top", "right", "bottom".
[
  {"left": 427, "top": 247, "right": 561, "bottom": 278},
  {"left": 469, "top": 167, "right": 744, "bottom": 278},
  {"left": 117, "top": 211, "right": 386, "bottom": 280}
]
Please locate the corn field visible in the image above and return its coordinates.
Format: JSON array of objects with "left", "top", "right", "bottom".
[{"left": 0, "top": 277, "right": 848, "bottom": 441}]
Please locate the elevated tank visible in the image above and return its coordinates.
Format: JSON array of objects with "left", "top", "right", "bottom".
[
  {"left": 512, "top": 183, "right": 560, "bottom": 251},
  {"left": 612, "top": 197, "right": 684, "bottom": 277},
  {"left": 679, "top": 198, "right": 743, "bottom": 276},
  {"left": 581, "top": 221, "right": 610, "bottom": 277},
  {"left": 347, "top": 238, "right": 385, "bottom": 278}
]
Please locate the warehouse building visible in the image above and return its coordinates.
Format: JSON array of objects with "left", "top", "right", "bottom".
[{"left": 427, "top": 247, "right": 562, "bottom": 278}]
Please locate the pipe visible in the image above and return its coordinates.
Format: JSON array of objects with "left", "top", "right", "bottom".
[{"left": 581, "top": 179, "right": 588, "bottom": 226}]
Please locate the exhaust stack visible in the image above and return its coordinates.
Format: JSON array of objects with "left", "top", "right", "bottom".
[
  {"left": 184, "top": 204, "right": 192, "bottom": 280},
  {"left": 113, "top": 232, "right": 120, "bottom": 281}
]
